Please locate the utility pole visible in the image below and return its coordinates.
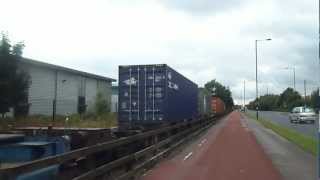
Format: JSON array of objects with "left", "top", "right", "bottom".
[
  {"left": 284, "top": 66, "right": 296, "bottom": 90},
  {"left": 243, "top": 80, "right": 246, "bottom": 111},
  {"left": 255, "top": 40, "right": 258, "bottom": 120},
  {"left": 255, "top": 38, "right": 272, "bottom": 120},
  {"left": 318, "top": 1, "right": 320, "bottom": 178},
  {"left": 293, "top": 66, "right": 296, "bottom": 90},
  {"left": 52, "top": 70, "right": 58, "bottom": 124},
  {"left": 304, "top": 80, "right": 307, "bottom": 107}
]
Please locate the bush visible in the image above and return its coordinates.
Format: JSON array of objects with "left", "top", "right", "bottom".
[{"left": 95, "top": 92, "right": 110, "bottom": 115}]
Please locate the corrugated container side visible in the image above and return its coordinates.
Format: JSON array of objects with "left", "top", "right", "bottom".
[
  {"left": 166, "top": 66, "right": 198, "bottom": 122},
  {"left": 211, "top": 97, "right": 226, "bottom": 115},
  {"left": 118, "top": 65, "right": 167, "bottom": 127},
  {"left": 118, "top": 64, "right": 198, "bottom": 129}
]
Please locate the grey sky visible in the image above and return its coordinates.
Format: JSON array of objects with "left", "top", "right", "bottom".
[{"left": 0, "top": 0, "right": 318, "bottom": 104}]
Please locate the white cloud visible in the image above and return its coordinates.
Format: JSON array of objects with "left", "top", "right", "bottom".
[{"left": 0, "top": 0, "right": 317, "bottom": 105}]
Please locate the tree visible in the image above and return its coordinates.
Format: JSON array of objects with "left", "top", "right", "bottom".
[
  {"left": 204, "top": 79, "right": 234, "bottom": 109},
  {"left": 258, "top": 94, "right": 279, "bottom": 111},
  {"left": 95, "top": 91, "right": 110, "bottom": 115},
  {"left": 277, "top": 88, "right": 303, "bottom": 111},
  {"left": 0, "top": 33, "right": 30, "bottom": 117},
  {"left": 310, "top": 89, "right": 320, "bottom": 110}
]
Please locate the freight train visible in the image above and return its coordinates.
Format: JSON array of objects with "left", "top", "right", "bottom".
[
  {"left": 198, "top": 88, "right": 226, "bottom": 116},
  {"left": 0, "top": 64, "right": 229, "bottom": 180},
  {"left": 118, "top": 64, "right": 227, "bottom": 131}
]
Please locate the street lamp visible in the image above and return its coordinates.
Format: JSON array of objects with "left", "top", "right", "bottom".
[
  {"left": 284, "top": 66, "right": 296, "bottom": 90},
  {"left": 255, "top": 38, "right": 272, "bottom": 120}
]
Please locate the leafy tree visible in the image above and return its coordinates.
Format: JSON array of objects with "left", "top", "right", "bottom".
[
  {"left": 0, "top": 33, "right": 30, "bottom": 117},
  {"left": 247, "top": 99, "right": 256, "bottom": 110},
  {"left": 258, "top": 94, "right": 279, "bottom": 111},
  {"left": 310, "top": 89, "right": 320, "bottom": 110},
  {"left": 204, "top": 79, "right": 234, "bottom": 109},
  {"left": 95, "top": 91, "right": 110, "bottom": 115},
  {"left": 248, "top": 88, "right": 309, "bottom": 112},
  {"left": 277, "top": 88, "right": 303, "bottom": 111}
]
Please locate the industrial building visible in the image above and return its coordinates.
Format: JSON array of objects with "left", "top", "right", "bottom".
[
  {"left": 18, "top": 58, "right": 116, "bottom": 116},
  {"left": 111, "top": 86, "right": 118, "bottom": 112}
]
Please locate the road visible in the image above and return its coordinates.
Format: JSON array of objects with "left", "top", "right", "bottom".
[
  {"left": 247, "top": 110, "right": 318, "bottom": 138},
  {"left": 141, "top": 111, "right": 316, "bottom": 180}
]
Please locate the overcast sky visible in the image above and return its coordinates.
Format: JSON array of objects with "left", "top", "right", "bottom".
[{"left": 0, "top": 0, "right": 318, "bottom": 104}]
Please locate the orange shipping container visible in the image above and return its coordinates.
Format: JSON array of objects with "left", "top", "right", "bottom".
[{"left": 211, "top": 97, "right": 226, "bottom": 115}]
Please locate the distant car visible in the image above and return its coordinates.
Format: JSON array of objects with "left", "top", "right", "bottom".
[{"left": 289, "top": 107, "right": 316, "bottom": 124}]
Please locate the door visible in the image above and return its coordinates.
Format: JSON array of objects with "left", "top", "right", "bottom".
[
  {"left": 118, "top": 65, "right": 166, "bottom": 123},
  {"left": 290, "top": 107, "right": 299, "bottom": 120}
]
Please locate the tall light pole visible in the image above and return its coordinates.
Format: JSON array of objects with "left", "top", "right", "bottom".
[
  {"left": 255, "top": 38, "right": 272, "bottom": 120},
  {"left": 243, "top": 80, "right": 246, "bottom": 110},
  {"left": 304, "top": 80, "right": 307, "bottom": 107},
  {"left": 284, "top": 66, "right": 296, "bottom": 90}
]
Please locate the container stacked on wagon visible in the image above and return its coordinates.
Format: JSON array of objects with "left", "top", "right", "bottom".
[{"left": 118, "top": 64, "right": 198, "bottom": 131}]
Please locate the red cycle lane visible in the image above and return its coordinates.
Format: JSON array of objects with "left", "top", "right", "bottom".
[{"left": 142, "top": 112, "right": 283, "bottom": 180}]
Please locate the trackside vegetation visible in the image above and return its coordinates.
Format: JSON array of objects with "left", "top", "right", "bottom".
[
  {"left": 245, "top": 112, "right": 317, "bottom": 155},
  {"left": 0, "top": 113, "right": 118, "bottom": 130}
]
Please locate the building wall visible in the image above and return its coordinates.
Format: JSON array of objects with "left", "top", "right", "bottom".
[
  {"left": 85, "top": 79, "right": 112, "bottom": 113},
  {"left": 56, "top": 71, "right": 79, "bottom": 115},
  {"left": 98, "top": 80, "right": 112, "bottom": 108},
  {"left": 111, "top": 95, "right": 118, "bottom": 112},
  {"left": 25, "top": 64, "right": 56, "bottom": 115},
  {"left": 111, "top": 86, "right": 118, "bottom": 112},
  {"left": 20, "top": 63, "right": 112, "bottom": 116},
  {"left": 85, "top": 78, "right": 98, "bottom": 112}
]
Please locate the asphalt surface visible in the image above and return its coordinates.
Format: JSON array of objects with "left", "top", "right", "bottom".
[
  {"left": 247, "top": 110, "right": 318, "bottom": 138},
  {"left": 142, "top": 112, "right": 282, "bottom": 180},
  {"left": 242, "top": 113, "right": 317, "bottom": 180}
]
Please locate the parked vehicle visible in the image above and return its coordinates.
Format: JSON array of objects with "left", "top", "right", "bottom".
[
  {"left": 118, "top": 64, "right": 198, "bottom": 130},
  {"left": 289, "top": 106, "right": 316, "bottom": 124}
]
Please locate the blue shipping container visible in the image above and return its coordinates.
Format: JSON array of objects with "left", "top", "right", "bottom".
[{"left": 118, "top": 64, "right": 198, "bottom": 129}]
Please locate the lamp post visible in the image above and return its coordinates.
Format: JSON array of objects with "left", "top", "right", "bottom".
[
  {"left": 284, "top": 66, "right": 296, "bottom": 90},
  {"left": 243, "top": 80, "right": 246, "bottom": 110},
  {"left": 255, "top": 38, "right": 272, "bottom": 120}
]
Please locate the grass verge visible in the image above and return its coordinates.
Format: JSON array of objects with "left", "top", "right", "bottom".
[{"left": 245, "top": 112, "right": 317, "bottom": 156}]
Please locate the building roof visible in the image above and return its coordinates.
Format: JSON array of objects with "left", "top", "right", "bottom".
[{"left": 21, "top": 58, "right": 116, "bottom": 82}]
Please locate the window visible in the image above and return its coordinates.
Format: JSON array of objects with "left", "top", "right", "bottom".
[{"left": 302, "top": 107, "right": 314, "bottom": 113}]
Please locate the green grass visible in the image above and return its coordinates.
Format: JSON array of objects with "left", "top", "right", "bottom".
[
  {"left": 245, "top": 112, "right": 317, "bottom": 156},
  {"left": 0, "top": 113, "right": 118, "bottom": 130}
]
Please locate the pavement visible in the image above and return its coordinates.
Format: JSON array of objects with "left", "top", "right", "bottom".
[
  {"left": 247, "top": 110, "right": 318, "bottom": 138},
  {"left": 141, "top": 112, "right": 287, "bottom": 180},
  {"left": 241, "top": 113, "right": 317, "bottom": 180}
]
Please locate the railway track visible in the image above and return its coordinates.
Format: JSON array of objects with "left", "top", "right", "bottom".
[{"left": 0, "top": 115, "right": 221, "bottom": 180}]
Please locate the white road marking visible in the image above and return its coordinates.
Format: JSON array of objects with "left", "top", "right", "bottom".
[
  {"left": 201, "top": 139, "right": 207, "bottom": 144},
  {"left": 183, "top": 152, "right": 193, "bottom": 161},
  {"left": 198, "top": 139, "right": 207, "bottom": 147}
]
